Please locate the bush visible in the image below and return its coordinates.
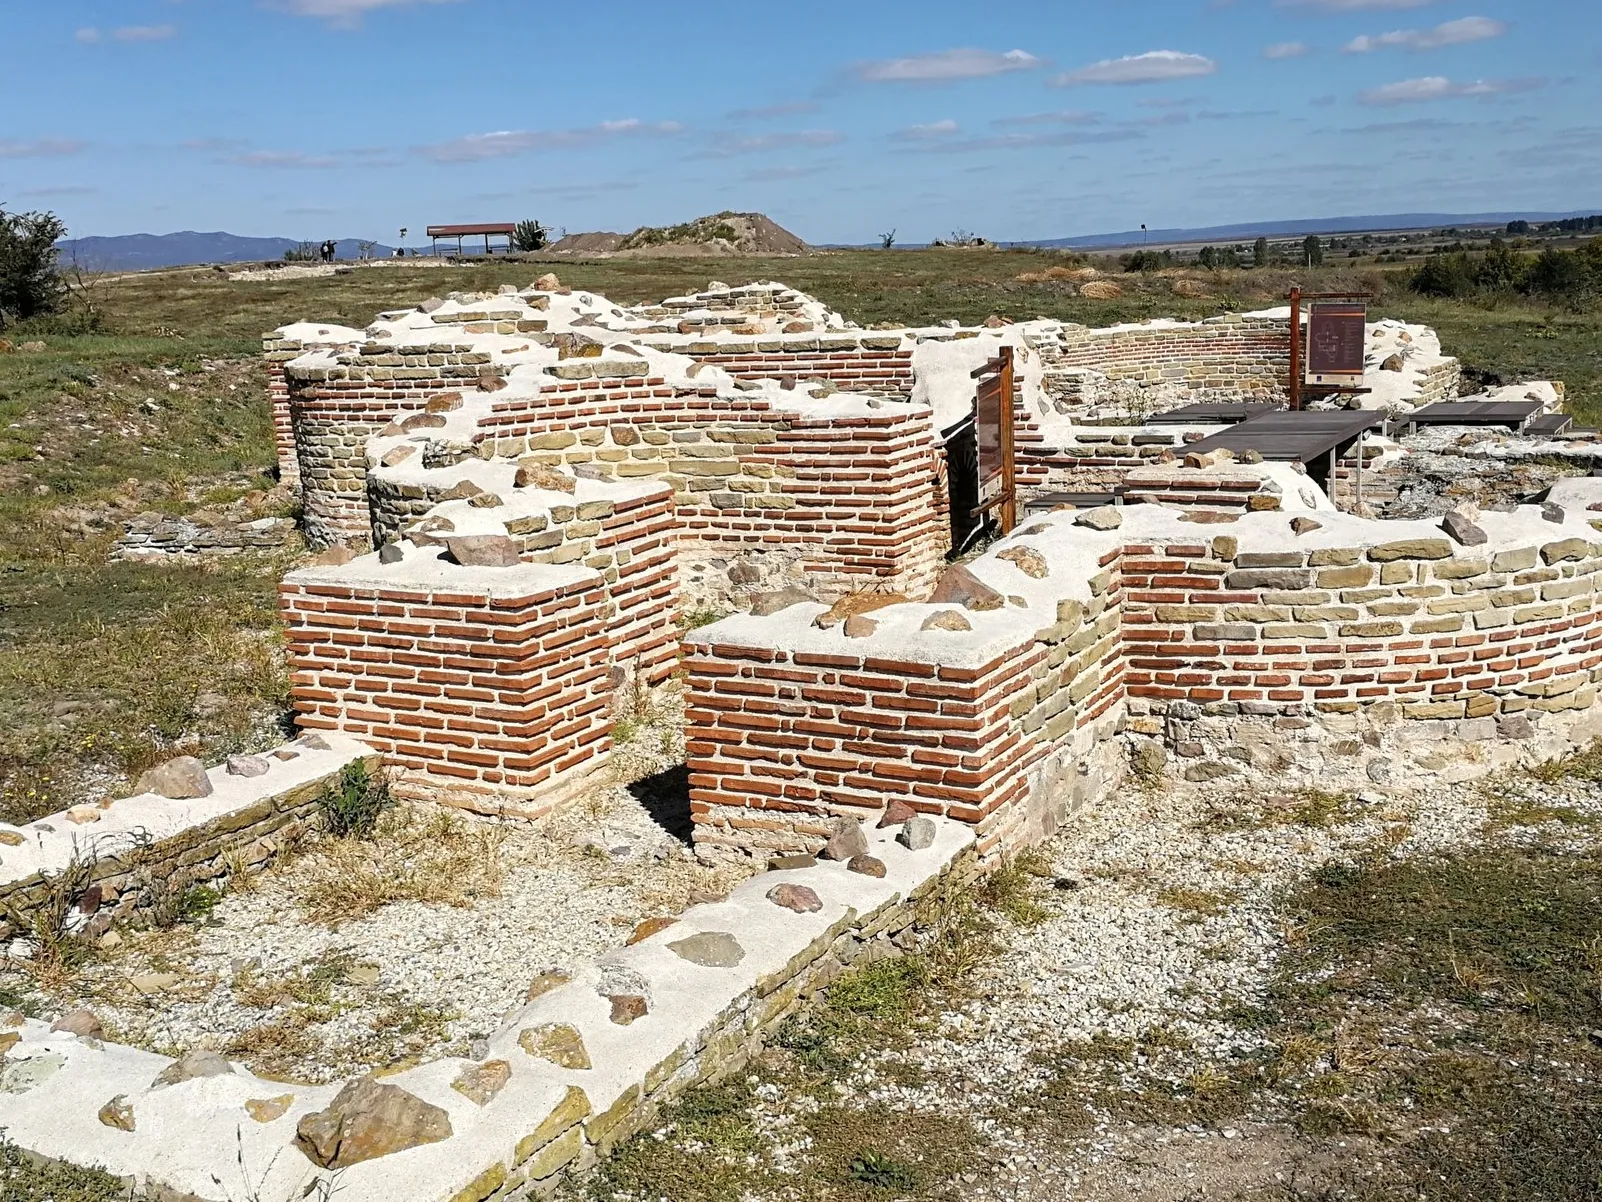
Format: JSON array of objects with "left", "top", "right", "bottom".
[
  {"left": 317, "top": 759, "right": 391, "bottom": 839},
  {"left": 1121, "top": 249, "right": 1167, "bottom": 273},
  {"left": 0, "top": 206, "right": 68, "bottom": 330},
  {"left": 513, "top": 219, "right": 548, "bottom": 252}
]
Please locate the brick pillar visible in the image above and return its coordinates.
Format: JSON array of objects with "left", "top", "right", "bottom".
[{"left": 280, "top": 561, "right": 613, "bottom": 821}]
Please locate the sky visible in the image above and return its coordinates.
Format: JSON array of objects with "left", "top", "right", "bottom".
[{"left": 1, "top": 0, "right": 1598, "bottom": 246}]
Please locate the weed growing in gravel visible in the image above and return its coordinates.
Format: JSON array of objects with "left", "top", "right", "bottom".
[
  {"left": 295, "top": 804, "right": 505, "bottom": 925},
  {"left": 1529, "top": 736, "right": 1602, "bottom": 785},
  {"left": 1155, "top": 885, "right": 1237, "bottom": 919},
  {"left": 978, "top": 849, "right": 1054, "bottom": 926},
  {"left": 1199, "top": 788, "right": 1358, "bottom": 832},
  {"left": 315, "top": 760, "right": 390, "bottom": 839}
]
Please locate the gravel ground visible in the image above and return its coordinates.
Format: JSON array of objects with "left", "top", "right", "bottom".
[
  {"left": 3, "top": 694, "right": 757, "bottom": 1083},
  {"left": 698, "top": 763, "right": 1602, "bottom": 1202}
]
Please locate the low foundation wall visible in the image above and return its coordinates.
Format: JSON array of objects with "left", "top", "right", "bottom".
[
  {"left": 0, "top": 736, "right": 375, "bottom": 941},
  {"left": 0, "top": 815, "right": 978, "bottom": 1202}
]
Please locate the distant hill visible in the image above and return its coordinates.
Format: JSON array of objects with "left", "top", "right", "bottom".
[
  {"left": 56, "top": 232, "right": 394, "bottom": 271},
  {"left": 1010, "top": 211, "right": 1602, "bottom": 252},
  {"left": 547, "top": 212, "right": 809, "bottom": 258}
]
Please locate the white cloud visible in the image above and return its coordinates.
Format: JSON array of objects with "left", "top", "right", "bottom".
[
  {"left": 1277, "top": 0, "right": 1444, "bottom": 10},
  {"left": 1055, "top": 50, "right": 1218, "bottom": 87},
  {"left": 990, "top": 110, "right": 1101, "bottom": 127},
  {"left": 726, "top": 101, "right": 819, "bottom": 122},
  {"left": 1344, "top": 16, "right": 1506, "bottom": 52},
  {"left": 851, "top": 48, "right": 1042, "bottom": 83},
  {"left": 0, "top": 138, "right": 87, "bottom": 158},
  {"left": 1358, "top": 74, "right": 1546, "bottom": 104},
  {"left": 894, "top": 120, "right": 960, "bottom": 141},
  {"left": 114, "top": 24, "right": 178, "bottom": 42},
  {"left": 20, "top": 185, "right": 97, "bottom": 198},
  {"left": 75, "top": 27, "right": 101, "bottom": 42},
  {"left": 414, "top": 120, "right": 685, "bottom": 163},
  {"left": 275, "top": 0, "right": 464, "bottom": 26},
  {"left": 226, "top": 150, "right": 340, "bottom": 168},
  {"left": 698, "top": 129, "right": 844, "bottom": 157},
  {"left": 745, "top": 165, "right": 828, "bottom": 182},
  {"left": 1264, "top": 41, "right": 1310, "bottom": 59}
]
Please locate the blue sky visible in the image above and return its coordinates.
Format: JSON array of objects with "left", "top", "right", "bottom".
[{"left": 2, "top": 0, "right": 1597, "bottom": 244}]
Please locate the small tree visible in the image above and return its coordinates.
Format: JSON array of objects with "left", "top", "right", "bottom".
[
  {"left": 514, "top": 219, "right": 549, "bottom": 252},
  {"left": 879, "top": 229, "right": 897, "bottom": 250},
  {"left": 283, "top": 242, "right": 319, "bottom": 262},
  {"left": 0, "top": 205, "right": 68, "bottom": 330},
  {"left": 1302, "top": 234, "right": 1324, "bottom": 268},
  {"left": 1253, "top": 236, "right": 1269, "bottom": 268},
  {"left": 1197, "top": 245, "right": 1218, "bottom": 269}
]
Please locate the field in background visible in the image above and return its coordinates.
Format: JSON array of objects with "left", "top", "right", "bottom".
[{"left": 0, "top": 249, "right": 1598, "bottom": 824}]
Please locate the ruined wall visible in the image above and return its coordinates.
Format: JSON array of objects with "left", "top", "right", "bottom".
[
  {"left": 1027, "top": 315, "right": 1291, "bottom": 418},
  {"left": 683, "top": 496, "right": 1602, "bottom": 856},
  {"left": 280, "top": 561, "right": 614, "bottom": 821},
  {"left": 0, "top": 738, "right": 375, "bottom": 941},
  {"left": 639, "top": 334, "right": 916, "bottom": 399},
  {"left": 1122, "top": 532, "right": 1602, "bottom": 720},
  {"left": 444, "top": 377, "right": 947, "bottom": 601},
  {"left": 684, "top": 529, "right": 1130, "bottom": 859},
  {"left": 285, "top": 344, "right": 498, "bottom": 547}
]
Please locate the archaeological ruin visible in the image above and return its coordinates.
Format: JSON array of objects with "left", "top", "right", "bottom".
[{"left": 6, "top": 275, "right": 1602, "bottom": 1201}]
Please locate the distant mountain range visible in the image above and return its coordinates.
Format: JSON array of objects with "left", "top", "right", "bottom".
[
  {"left": 58, "top": 209, "right": 1602, "bottom": 270},
  {"left": 57, "top": 231, "right": 394, "bottom": 271},
  {"left": 1010, "top": 211, "right": 1602, "bottom": 251}
]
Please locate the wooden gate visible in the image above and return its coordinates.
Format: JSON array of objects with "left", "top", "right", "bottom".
[{"left": 971, "top": 347, "right": 1017, "bottom": 536}]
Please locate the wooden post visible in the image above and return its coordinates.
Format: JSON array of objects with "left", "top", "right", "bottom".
[
  {"left": 999, "top": 346, "right": 1017, "bottom": 534},
  {"left": 1288, "top": 287, "right": 1303, "bottom": 412}
]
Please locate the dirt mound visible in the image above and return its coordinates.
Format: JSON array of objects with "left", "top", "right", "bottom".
[
  {"left": 1080, "top": 279, "right": 1124, "bottom": 299},
  {"left": 545, "top": 230, "right": 625, "bottom": 255},
  {"left": 552, "top": 212, "right": 808, "bottom": 258}
]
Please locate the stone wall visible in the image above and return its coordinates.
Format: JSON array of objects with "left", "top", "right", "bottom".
[
  {"left": 0, "top": 737, "right": 375, "bottom": 941},
  {"left": 286, "top": 345, "right": 499, "bottom": 548},
  {"left": 383, "top": 376, "right": 949, "bottom": 603},
  {"left": 1026, "top": 315, "right": 1291, "bottom": 419},
  {"left": 266, "top": 324, "right": 365, "bottom": 494},
  {"left": 111, "top": 512, "right": 299, "bottom": 562},
  {"left": 0, "top": 814, "right": 979, "bottom": 1202}
]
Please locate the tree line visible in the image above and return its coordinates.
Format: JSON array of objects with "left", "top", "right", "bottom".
[{"left": 1409, "top": 236, "right": 1602, "bottom": 304}]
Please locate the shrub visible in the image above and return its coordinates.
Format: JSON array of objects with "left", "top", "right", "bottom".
[
  {"left": 513, "top": 219, "right": 548, "bottom": 252},
  {"left": 317, "top": 759, "right": 391, "bottom": 839},
  {"left": 0, "top": 205, "right": 68, "bottom": 330}
]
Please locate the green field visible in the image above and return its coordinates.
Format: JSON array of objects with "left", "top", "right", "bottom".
[{"left": 1, "top": 250, "right": 1598, "bottom": 822}]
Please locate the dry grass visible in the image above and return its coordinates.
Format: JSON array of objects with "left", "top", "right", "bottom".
[
  {"left": 290, "top": 805, "right": 509, "bottom": 926},
  {"left": 1080, "top": 279, "right": 1124, "bottom": 299}
]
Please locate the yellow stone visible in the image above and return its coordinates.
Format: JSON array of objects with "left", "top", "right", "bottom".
[{"left": 244, "top": 1095, "right": 295, "bottom": 1123}]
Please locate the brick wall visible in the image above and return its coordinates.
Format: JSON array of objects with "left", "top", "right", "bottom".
[
  {"left": 684, "top": 542, "right": 1126, "bottom": 858},
  {"left": 682, "top": 505, "right": 1602, "bottom": 856},
  {"left": 654, "top": 338, "right": 915, "bottom": 398},
  {"left": 280, "top": 563, "right": 614, "bottom": 821},
  {"left": 1026, "top": 316, "right": 1292, "bottom": 418},
  {"left": 453, "top": 378, "right": 948, "bottom": 597}
]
